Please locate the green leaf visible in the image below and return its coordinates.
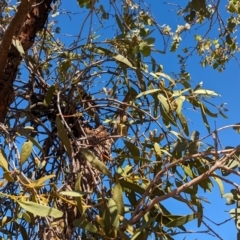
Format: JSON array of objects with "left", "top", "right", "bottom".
[
  {"left": 56, "top": 116, "right": 72, "bottom": 156},
  {"left": 22, "top": 212, "right": 31, "bottom": 223},
  {"left": 194, "top": 89, "right": 219, "bottom": 97},
  {"left": 158, "top": 94, "right": 169, "bottom": 112},
  {"left": 43, "top": 85, "right": 55, "bottom": 106},
  {"left": 124, "top": 141, "right": 140, "bottom": 157},
  {"left": 81, "top": 148, "right": 112, "bottom": 178},
  {"left": 212, "top": 175, "right": 224, "bottom": 196},
  {"left": 200, "top": 103, "right": 210, "bottom": 133},
  {"left": 178, "top": 112, "right": 189, "bottom": 135},
  {"left": 223, "top": 193, "right": 235, "bottom": 205},
  {"left": 113, "top": 54, "right": 134, "bottom": 68},
  {"left": 144, "top": 37, "right": 155, "bottom": 44},
  {"left": 136, "top": 89, "right": 160, "bottom": 98},
  {"left": 73, "top": 216, "right": 98, "bottom": 233},
  {"left": 60, "top": 190, "right": 91, "bottom": 197},
  {"left": 20, "top": 141, "right": 33, "bottom": 165},
  {"left": 113, "top": 175, "right": 124, "bottom": 215},
  {"left": 34, "top": 174, "right": 55, "bottom": 188},
  {"left": 75, "top": 173, "right": 84, "bottom": 214},
  {"left": 182, "top": 165, "right": 193, "bottom": 178},
  {"left": 195, "top": 198, "right": 203, "bottom": 227},
  {"left": 0, "top": 149, "right": 9, "bottom": 171},
  {"left": 175, "top": 96, "right": 185, "bottom": 115},
  {"left": 154, "top": 142, "right": 162, "bottom": 158},
  {"left": 17, "top": 130, "right": 44, "bottom": 155},
  {"left": 17, "top": 201, "right": 63, "bottom": 218},
  {"left": 108, "top": 198, "right": 119, "bottom": 231},
  {"left": 159, "top": 104, "right": 176, "bottom": 127},
  {"left": 155, "top": 72, "right": 175, "bottom": 85},
  {"left": 165, "top": 213, "right": 196, "bottom": 227}
]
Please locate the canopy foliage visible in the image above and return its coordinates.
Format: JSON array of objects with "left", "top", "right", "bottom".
[{"left": 0, "top": 0, "right": 239, "bottom": 239}]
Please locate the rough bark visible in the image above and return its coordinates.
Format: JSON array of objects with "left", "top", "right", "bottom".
[{"left": 0, "top": 0, "right": 53, "bottom": 122}]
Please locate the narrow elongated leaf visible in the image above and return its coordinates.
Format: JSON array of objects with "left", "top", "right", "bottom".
[
  {"left": 194, "top": 89, "right": 219, "bottom": 97},
  {"left": 75, "top": 173, "right": 84, "bottom": 214},
  {"left": 60, "top": 190, "right": 91, "bottom": 197},
  {"left": 44, "top": 85, "right": 55, "bottom": 106},
  {"left": 108, "top": 198, "right": 119, "bottom": 230},
  {"left": 17, "top": 201, "right": 63, "bottom": 218},
  {"left": 113, "top": 175, "right": 124, "bottom": 215},
  {"left": 200, "top": 103, "right": 210, "bottom": 133},
  {"left": 102, "top": 200, "right": 111, "bottom": 235},
  {"left": 3, "top": 172, "right": 15, "bottom": 182},
  {"left": 195, "top": 198, "right": 203, "bottom": 227},
  {"left": 175, "top": 96, "right": 185, "bottom": 115},
  {"left": 212, "top": 175, "right": 224, "bottom": 196},
  {"left": 0, "top": 149, "right": 9, "bottom": 171},
  {"left": 182, "top": 165, "right": 193, "bottom": 178},
  {"left": 154, "top": 143, "right": 162, "bottom": 158},
  {"left": 166, "top": 213, "right": 196, "bottom": 227},
  {"left": 17, "top": 130, "right": 44, "bottom": 155},
  {"left": 34, "top": 174, "right": 56, "bottom": 188},
  {"left": 124, "top": 141, "right": 140, "bottom": 157},
  {"left": 56, "top": 116, "right": 72, "bottom": 156},
  {"left": 81, "top": 148, "right": 112, "bottom": 178},
  {"left": 20, "top": 141, "right": 33, "bottom": 165},
  {"left": 73, "top": 216, "right": 98, "bottom": 233},
  {"left": 155, "top": 72, "right": 175, "bottom": 85},
  {"left": 136, "top": 89, "right": 160, "bottom": 98},
  {"left": 178, "top": 113, "right": 189, "bottom": 135},
  {"left": 113, "top": 54, "right": 133, "bottom": 68},
  {"left": 158, "top": 94, "right": 169, "bottom": 112}
]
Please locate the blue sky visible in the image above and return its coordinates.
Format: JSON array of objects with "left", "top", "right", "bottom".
[{"left": 53, "top": 1, "right": 240, "bottom": 239}]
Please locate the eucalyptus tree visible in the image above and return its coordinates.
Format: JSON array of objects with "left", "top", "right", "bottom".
[{"left": 0, "top": 0, "right": 239, "bottom": 239}]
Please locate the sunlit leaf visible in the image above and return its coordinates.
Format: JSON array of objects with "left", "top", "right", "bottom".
[
  {"left": 175, "top": 96, "right": 185, "bottom": 115},
  {"left": 17, "top": 201, "right": 63, "bottom": 218},
  {"left": 194, "top": 89, "right": 220, "bottom": 97},
  {"left": 136, "top": 89, "right": 160, "bottom": 98},
  {"left": 158, "top": 94, "right": 169, "bottom": 112},
  {"left": 34, "top": 174, "right": 55, "bottom": 188},
  {"left": 0, "top": 149, "right": 9, "bottom": 171},
  {"left": 60, "top": 190, "right": 91, "bottom": 197},
  {"left": 17, "top": 131, "right": 44, "bottom": 155},
  {"left": 165, "top": 213, "right": 196, "bottom": 227},
  {"left": 20, "top": 141, "right": 33, "bottom": 165},
  {"left": 154, "top": 142, "right": 162, "bottom": 158}
]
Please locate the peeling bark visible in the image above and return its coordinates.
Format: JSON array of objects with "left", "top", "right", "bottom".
[{"left": 0, "top": 0, "right": 53, "bottom": 122}]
